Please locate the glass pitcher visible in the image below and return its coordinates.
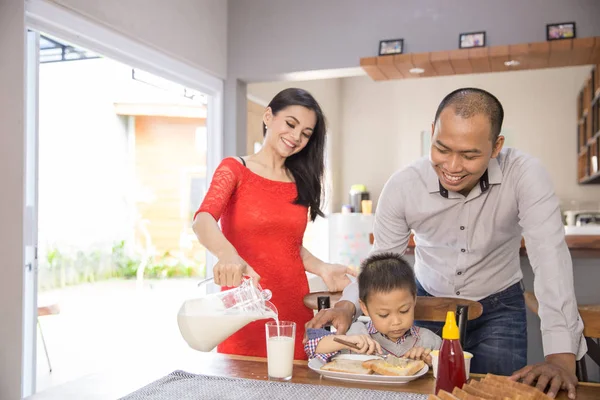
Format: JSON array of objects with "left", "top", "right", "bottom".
[{"left": 177, "top": 277, "right": 278, "bottom": 352}]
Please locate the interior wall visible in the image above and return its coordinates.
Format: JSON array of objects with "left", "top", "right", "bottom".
[
  {"left": 48, "top": 0, "right": 228, "bottom": 78},
  {"left": 247, "top": 79, "right": 344, "bottom": 211},
  {"left": 0, "top": 0, "right": 26, "bottom": 398},
  {"left": 340, "top": 66, "right": 600, "bottom": 209},
  {"left": 229, "top": 0, "right": 600, "bottom": 82}
]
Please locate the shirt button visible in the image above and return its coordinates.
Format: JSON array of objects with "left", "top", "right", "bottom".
[
  {"left": 456, "top": 291, "right": 461, "bottom": 295},
  {"left": 457, "top": 271, "right": 462, "bottom": 275},
  {"left": 460, "top": 226, "right": 465, "bottom": 230},
  {"left": 461, "top": 249, "right": 466, "bottom": 253}
]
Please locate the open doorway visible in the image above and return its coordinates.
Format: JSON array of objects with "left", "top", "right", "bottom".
[
  {"left": 33, "top": 34, "right": 214, "bottom": 393},
  {"left": 23, "top": 4, "right": 223, "bottom": 396}
]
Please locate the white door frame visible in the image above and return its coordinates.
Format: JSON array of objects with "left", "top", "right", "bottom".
[
  {"left": 24, "top": 0, "right": 223, "bottom": 177},
  {"left": 22, "top": 30, "right": 41, "bottom": 398},
  {"left": 22, "top": 0, "right": 223, "bottom": 395}
]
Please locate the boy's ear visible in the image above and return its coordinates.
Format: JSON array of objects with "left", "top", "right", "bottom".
[{"left": 359, "top": 299, "right": 369, "bottom": 317}]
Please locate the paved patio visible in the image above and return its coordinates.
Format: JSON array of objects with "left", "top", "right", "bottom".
[{"left": 35, "top": 278, "right": 208, "bottom": 394}]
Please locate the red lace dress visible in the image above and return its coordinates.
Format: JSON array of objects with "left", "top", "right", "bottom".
[{"left": 195, "top": 157, "right": 313, "bottom": 360}]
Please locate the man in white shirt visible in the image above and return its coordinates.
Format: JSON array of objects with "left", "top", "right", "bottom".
[{"left": 307, "top": 88, "right": 585, "bottom": 399}]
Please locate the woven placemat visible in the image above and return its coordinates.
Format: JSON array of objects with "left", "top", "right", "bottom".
[{"left": 120, "top": 371, "right": 429, "bottom": 400}]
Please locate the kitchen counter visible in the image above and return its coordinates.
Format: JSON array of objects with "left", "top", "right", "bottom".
[{"left": 398, "top": 234, "right": 600, "bottom": 258}]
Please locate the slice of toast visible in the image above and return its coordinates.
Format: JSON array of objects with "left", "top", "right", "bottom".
[
  {"left": 483, "top": 374, "right": 553, "bottom": 400},
  {"left": 367, "top": 357, "right": 425, "bottom": 376},
  {"left": 475, "top": 379, "right": 534, "bottom": 400},
  {"left": 452, "top": 387, "right": 487, "bottom": 400},
  {"left": 437, "top": 390, "right": 461, "bottom": 400},
  {"left": 320, "top": 359, "right": 373, "bottom": 374},
  {"left": 428, "top": 396, "right": 442, "bottom": 400},
  {"left": 464, "top": 381, "right": 511, "bottom": 400}
]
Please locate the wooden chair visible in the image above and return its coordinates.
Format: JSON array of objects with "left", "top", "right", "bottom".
[
  {"left": 304, "top": 291, "right": 483, "bottom": 346},
  {"left": 524, "top": 291, "right": 600, "bottom": 382},
  {"left": 38, "top": 303, "right": 60, "bottom": 373}
]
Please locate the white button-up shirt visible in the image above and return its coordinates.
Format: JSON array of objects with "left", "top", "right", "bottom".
[{"left": 341, "top": 147, "right": 586, "bottom": 359}]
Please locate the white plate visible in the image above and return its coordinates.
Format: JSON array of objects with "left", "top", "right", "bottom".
[{"left": 308, "top": 354, "right": 429, "bottom": 384}]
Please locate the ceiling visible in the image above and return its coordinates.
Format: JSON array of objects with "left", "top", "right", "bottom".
[{"left": 360, "top": 37, "right": 600, "bottom": 81}]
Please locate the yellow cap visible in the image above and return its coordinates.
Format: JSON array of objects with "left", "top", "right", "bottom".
[{"left": 442, "top": 311, "right": 460, "bottom": 340}]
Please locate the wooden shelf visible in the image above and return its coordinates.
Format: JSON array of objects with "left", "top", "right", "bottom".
[
  {"left": 577, "top": 64, "right": 600, "bottom": 184},
  {"left": 580, "top": 172, "right": 600, "bottom": 184},
  {"left": 361, "top": 37, "right": 600, "bottom": 81}
]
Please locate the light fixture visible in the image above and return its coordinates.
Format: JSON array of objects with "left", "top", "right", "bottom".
[
  {"left": 504, "top": 60, "right": 521, "bottom": 67},
  {"left": 409, "top": 67, "right": 425, "bottom": 74}
]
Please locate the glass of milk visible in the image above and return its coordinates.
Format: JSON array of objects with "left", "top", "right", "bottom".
[{"left": 265, "top": 321, "right": 296, "bottom": 381}]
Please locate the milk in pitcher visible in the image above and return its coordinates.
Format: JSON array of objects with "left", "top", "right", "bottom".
[{"left": 177, "top": 296, "right": 276, "bottom": 352}]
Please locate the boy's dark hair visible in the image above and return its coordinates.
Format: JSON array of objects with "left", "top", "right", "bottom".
[{"left": 358, "top": 252, "right": 416, "bottom": 304}]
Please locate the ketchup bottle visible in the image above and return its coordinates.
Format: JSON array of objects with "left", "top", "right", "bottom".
[{"left": 435, "top": 311, "right": 467, "bottom": 394}]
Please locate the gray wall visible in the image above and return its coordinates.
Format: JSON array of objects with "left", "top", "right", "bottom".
[
  {"left": 49, "top": 0, "right": 228, "bottom": 78},
  {"left": 223, "top": 0, "right": 600, "bottom": 157},
  {"left": 0, "top": 1, "right": 26, "bottom": 398},
  {"left": 228, "top": 0, "right": 600, "bottom": 82}
]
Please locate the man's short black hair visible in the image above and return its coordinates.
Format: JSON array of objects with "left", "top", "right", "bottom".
[
  {"left": 434, "top": 87, "right": 504, "bottom": 142},
  {"left": 358, "top": 252, "right": 416, "bottom": 304}
]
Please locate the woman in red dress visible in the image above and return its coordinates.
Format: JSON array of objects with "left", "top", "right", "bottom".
[{"left": 193, "top": 88, "right": 354, "bottom": 360}]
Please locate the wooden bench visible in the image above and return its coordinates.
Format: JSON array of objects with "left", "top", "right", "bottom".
[{"left": 38, "top": 302, "right": 61, "bottom": 373}]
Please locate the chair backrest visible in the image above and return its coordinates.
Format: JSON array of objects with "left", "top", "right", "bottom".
[
  {"left": 415, "top": 297, "right": 483, "bottom": 322},
  {"left": 303, "top": 291, "right": 483, "bottom": 321},
  {"left": 524, "top": 291, "right": 600, "bottom": 339},
  {"left": 579, "top": 305, "right": 600, "bottom": 339}
]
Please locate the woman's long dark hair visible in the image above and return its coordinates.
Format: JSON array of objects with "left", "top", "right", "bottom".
[{"left": 263, "top": 88, "right": 326, "bottom": 221}]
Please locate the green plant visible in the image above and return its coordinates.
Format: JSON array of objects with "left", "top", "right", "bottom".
[{"left": 111, "top": 240, "right": 140, "bottom": 279}]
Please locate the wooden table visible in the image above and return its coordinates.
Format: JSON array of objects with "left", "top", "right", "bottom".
[{"left": 188, "top": 353, "right": 600, "bottom": 400}]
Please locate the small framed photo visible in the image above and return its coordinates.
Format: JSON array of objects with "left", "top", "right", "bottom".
[
  {"left": 546, "top": 22, "right": 576, "bottom": 41},
  {"left": 379, "top": 38, "right": 404, "bottom": 56},
  {"left": 459, "top": 31, "right": 486, "bottom": 49}
]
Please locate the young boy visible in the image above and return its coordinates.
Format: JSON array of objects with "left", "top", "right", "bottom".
[{"left": 304, "top": 253, "right": 441, "bottom": 364}]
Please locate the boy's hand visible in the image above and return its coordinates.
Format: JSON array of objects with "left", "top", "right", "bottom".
[
  {"left": 341, "top": 335, "right": 382, "bottom": 355},
  {"left": 403, "top": 347, "right": 433, "bottom": 366}
]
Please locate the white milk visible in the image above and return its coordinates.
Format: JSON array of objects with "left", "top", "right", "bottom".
[
  {"left": 267, "top": 336, "right": 295, "bottom": 379},
  {"left": 177, "top": 297, "right": 276, "bottom": 352}
]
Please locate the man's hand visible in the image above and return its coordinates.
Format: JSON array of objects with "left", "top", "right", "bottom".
[
  {"left": 303, "top": 300, "right": 355, "bottom": 343},
  {"left": 510, "top": 353, "right": 578, "bottom": 399},
  {"left": 320, "top": 264, "right": 358, "bottom": 292}
]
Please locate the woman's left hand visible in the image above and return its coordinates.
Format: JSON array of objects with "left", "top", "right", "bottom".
[{"left": 320, "top": 263, "right": 358, "bottom": 292}]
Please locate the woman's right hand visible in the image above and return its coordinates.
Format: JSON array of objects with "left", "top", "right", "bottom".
[{"left": 213, "top": 253, "right": 260, "bottom": 287}]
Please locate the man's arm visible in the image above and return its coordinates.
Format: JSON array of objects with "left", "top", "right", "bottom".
[
  {"left": 515, "top": 156, "right": 586, "bottom": 362},
  {"left": 339, "top": 171, "right": 412, "bottom": 315},
  {"left": 512, "top": 156, "right": 584, "bottom": 398}
]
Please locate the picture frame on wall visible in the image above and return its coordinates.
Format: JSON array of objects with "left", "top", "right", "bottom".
[
  {"left": 546, "top": 22, "right": 576, "bottom": 41},
  {"left": 379, "top": 38, "right": 404, "bottom": 56},
  {"left": 459, "top": 31, "right": 486, "bottom": 49}
]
